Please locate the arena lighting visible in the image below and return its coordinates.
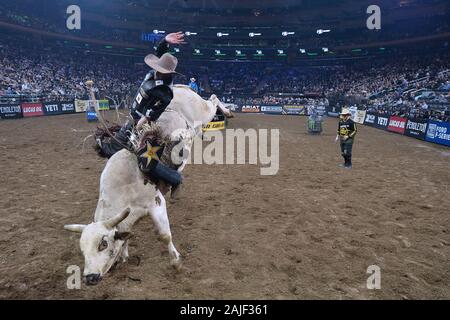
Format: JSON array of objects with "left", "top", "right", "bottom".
[
  {"left": 153, "top": 29, "right": 165, "bottom": 34},
  {"left": 316, "top": 29, "right": 331, "bottom": 35},
  {"left": 185, "top": 31, "right": 198, "bottom": 36},
  {"left": 235, "top": 50, "right": 241, "bottom": 55},
  {"left": 193, "top": 49, "right": 203, "bottom": 56},
  {"left": 278, "top": 49, "right": 284, "bottom": 54},
  {"left": 174, "top": 48, "right": 180, "bottom": 52},
  {"left": 249, "top": 32, "right": 262, "bottom": 37},
  {"left": 322, "top": 47, "right": 329, "bottom": 52},
  {"left": 256, "top": 50, "right": 262, "bottom": 55},
  {"left": 217, "top": 32, "right": 229, "bottom": 37},
  {"left": 300, "top": 48, "right": 306, "bottom": 53},
  {"left": 281, "top": 31, "right": 295, "bottom": 36}
]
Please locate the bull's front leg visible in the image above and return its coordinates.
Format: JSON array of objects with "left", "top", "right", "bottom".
[
  {"left": 150, "top": 193, "right": 182, "bottom": 270},
  {"left": 120, "top": 240, "right": 129, "bottom": 262}
]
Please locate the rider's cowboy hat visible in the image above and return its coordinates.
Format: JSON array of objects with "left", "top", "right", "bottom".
[
  {"left": 340, "top": 108, "right": 352, "bottom": 115},
  {"left": 144, "top": 53, "right": 182, "bottom": 75}
]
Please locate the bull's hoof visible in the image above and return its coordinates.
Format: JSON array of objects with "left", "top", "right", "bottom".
[
  {"left": 171, "top": 184, "right": 182, "bottom": 199},
  {"left": 171, "top": 258, "right": 182, "bottom": 272}
]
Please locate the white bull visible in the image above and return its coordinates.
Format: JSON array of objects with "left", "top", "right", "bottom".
[{"left": 64, "top": 86, "right": 230, "bottom": 285}]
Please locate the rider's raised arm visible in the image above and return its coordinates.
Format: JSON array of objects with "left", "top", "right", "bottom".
[
  {"left": 156, "top": 31, "right": 186, "bottom": 57},
  {"left": 155, "top": 38, "right": 169, "bottom": 58}
]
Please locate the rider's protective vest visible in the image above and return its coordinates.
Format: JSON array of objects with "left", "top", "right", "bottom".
[{"left": 131, "top": 70, "right": 174, "bottom": 122}]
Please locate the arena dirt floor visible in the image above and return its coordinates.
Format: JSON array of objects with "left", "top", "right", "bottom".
[{"left": 0, "top": 112, "right": 449, "bottom": 299}]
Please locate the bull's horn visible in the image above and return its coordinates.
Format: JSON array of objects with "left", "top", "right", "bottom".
[
  {"left": 103, "top": 208, "right": 131, "bottom": 229},
  {"left": 64, "top": 224, "right": 86, "bottom": 233}
]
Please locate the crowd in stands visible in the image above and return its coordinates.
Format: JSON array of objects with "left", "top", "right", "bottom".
[
  {"left": 0, "top": 38, "right": 141, "bottom": 103},
  {"left": 1, "top": 33, "right": 449, "bottom": 122}
]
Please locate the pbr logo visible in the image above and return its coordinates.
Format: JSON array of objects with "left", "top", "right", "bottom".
[
  {"left": 365, "top": 114, "right": 376, "bottom": 124},
  {"left": 61, "top": 102, "right": 75, "bottom": 112}
]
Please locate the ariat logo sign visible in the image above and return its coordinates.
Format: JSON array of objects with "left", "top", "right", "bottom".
[{"left": 242, "top": 105, "right": 260, "bottom": 113}]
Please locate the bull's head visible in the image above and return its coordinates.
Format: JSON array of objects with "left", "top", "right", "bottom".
[{"left": 64, "top": 208, "right": 133, "bottom": 285}]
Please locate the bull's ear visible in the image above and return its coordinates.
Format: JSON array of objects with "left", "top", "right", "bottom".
[
  {"left": 114, "top": 231, "right": 133, "bottom": 241},
  {"left": 64, "top": 224, "right": 86, "bottom": 233}
]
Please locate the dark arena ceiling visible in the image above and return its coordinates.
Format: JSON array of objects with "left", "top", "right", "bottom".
[{"left": 0, "top": 0, "right": 449, "bottom": 61}]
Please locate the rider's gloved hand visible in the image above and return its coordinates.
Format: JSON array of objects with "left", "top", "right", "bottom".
[{"left": 136, "top": 116, "right": 148, "bottom": 130}]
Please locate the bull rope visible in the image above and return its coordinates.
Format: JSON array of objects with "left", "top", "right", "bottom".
[{"left": 85, "top": 80, "right": 134, "bottom": 153}]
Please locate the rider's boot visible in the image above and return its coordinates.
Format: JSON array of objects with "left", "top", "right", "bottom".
[
  {"left": 95, "top": 122, "right": 133, "bottom": 158},
  {"left": 138, "top": 157, "right": 183, "bottom": 196}
]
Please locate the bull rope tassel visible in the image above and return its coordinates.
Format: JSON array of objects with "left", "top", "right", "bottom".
[{"left": 85, "top": 80, "right": 133, "bottom": 152}]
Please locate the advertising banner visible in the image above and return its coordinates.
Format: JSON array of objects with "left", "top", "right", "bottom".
[
  {"left": 387, "top": 116, "right": 407, "bottom": 134},
  {"left": 316, "top": 105, "right": 326, "bottom": 116},
  {"left": 203, "top": 121, "right": 225, "bottom": 131},
  {"left": 352, "top": 110, "right": 367, "bottom": 124},
  {"left": 374, "top": 113, "right": 390, "bottom": 130},
  {"left": 43, "top": 101, "right": 62, "bottom": 116},
  {"left": 364, "top": 112, "right": 377, "bottom": 126},
  {"left": 21, "top": 102, "right": 44, "bottom": 117},
  {"left": 261, "top": 105, "right": 283, "bottom": 115},
  {"left": 0, "top": 104, "right": 22, "bottom": 119},
  {"left": 241, "top": 105, "right": 260, "bottom": 113},
  {"left": 98, "top": 99, "right": 110, "bottom": 111},
  {"left": 405, "top": 118, "right": 428, "bottom": 140},
  {"left": 425, "top": 120, "right": 450, "bottom": 147},
  {"left": 283, "top": 105, "right": 307, "bottom": 115},
  {"left": 60, "top": 101, "right": 75, "bottom": 114},
  {"left": 75, "top": 100, "right": 89, "bottom": 113},
  {"left": 349, "top": 106, "right": 358, "bottom": 119}
]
